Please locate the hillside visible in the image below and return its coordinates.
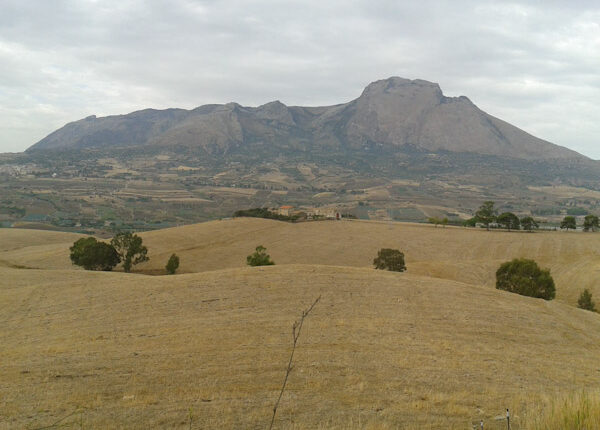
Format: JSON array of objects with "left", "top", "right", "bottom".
[
  {"left": 3, "top": 218, "right": 598, "bottom": 306},
  {"left": 1, "top": 261, "right": 599, "bottom": 429},
  {"left": 3, "top": 221, "right": 600, "bottom": 428},
  {"left": 28, "top": 77, "right": 585, "bottom": 162}
]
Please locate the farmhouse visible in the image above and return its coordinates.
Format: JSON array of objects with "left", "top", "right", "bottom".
[{"left": 278, "top": 205, "right": 294, "bottom": 216}]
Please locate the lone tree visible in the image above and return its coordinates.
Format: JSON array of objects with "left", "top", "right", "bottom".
[
  {"left": 497, "top": 212, "right": 520, "bottom": 231},
  {"left": 247, "top": 245, "right": 275, "bottom": 266},
  {"left": 373, "top": 248, "right": 406, "bottom": 272},
  {"left": 69, "top": 237, "right": 120, "bottom": 271},
  {"left": 475, "top": 201, "right": 497, "bottom": 230},
  {"left": 165, "top": 253, "right": 180, "bottom": 275},
  {"left": 560, "top": 216, "right": 577, "bottom": 231},
  {"left": 110, "top": 232, "right": 149, "bottom": 272},
  {"left": 577, "top": 289, "right": 597, "bottom": 312},
  {"left": 496, "top": 258, "right": 555, "bottom": 300},
  {"left": 520, "top": 216, "right": 538, "bottom": 232},
  {"left": 583, "top": 215, "right": 599, "bottom": 232}
]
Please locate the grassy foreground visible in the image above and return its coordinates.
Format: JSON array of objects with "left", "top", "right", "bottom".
[
  {"left": 524, "top": 391, "right": 600, "bottom": 429},
  {"left": 1, "top": 220, "right": 600, "bottom": 428}
]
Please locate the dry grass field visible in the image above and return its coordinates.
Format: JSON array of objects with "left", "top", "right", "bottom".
[
  {"left": 1, "top": 219, "right": 600, "bottom": 429},
  {"left": 136, "top": 218, "right": 599, "bottom": 306}
]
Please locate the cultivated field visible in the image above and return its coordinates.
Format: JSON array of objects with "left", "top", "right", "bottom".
[{"left": 1, "top": 219, "right": 600, "bottom": 428}]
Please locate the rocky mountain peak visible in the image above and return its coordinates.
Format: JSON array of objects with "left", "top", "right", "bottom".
[{"left": 27, "top": 77, "right": 587, "bottom": 162}]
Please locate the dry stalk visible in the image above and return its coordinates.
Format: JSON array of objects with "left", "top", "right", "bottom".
[{"left": 268, "top": 295, "right": 321, "bottom": 430}]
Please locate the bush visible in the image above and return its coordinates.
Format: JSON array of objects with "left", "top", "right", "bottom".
[
  {"left": 69, "top": 237, "right": 120, "bottom": 271},
  {"left": 246, "top": 245, "right": 275, "bottom": 266},
  {"left": 165, "top": 253, "right": 180, "bottom": 275},
  {"left": 495, "top": 258, "right": 555, "bottom": 300},
  {"left": 578, "top": 289, "right": 597, "bottom": 312},
  {"left": 373, "top": 248, "right": 406, "bottom": 272}
]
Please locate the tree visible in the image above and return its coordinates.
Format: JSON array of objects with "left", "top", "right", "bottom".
[
  {"left": 497, "top": 212, "right": 520, "bottom": 231},
  {"left": 428, "top": 217, "right": 441, "bottom": 227},
  {"left": 246, "top": 245, "right": 275, "bottom": 266},
  {"left": 70, "top": 237, "right": 98, "bottom": 265},
  {"left": 560, "top": 216, "right": 577, "bottom": 231},
  {"left": 475, "top": 201, "right": 497, "bottom": 230},
  {"left": 110, "top": 232, "right": 149, "bottom": 272},
  {"left": 520, "top": 216, "right": 538, "bottom": 232},
  {"left": 577, "top": 289, "right": 597, "bottom": 312},
  {"left": 69, "top": 237, "right": 120, "bottom": 271},
  {"left": 583, "top": 215, "right": 599, "bottom": 232},
  {"left": 373, "top": 248, "right": 406, "bottom": 272},
  {"left": 463, "top": 217, "right": 477, "bottom": 227},
  {"left": 165, "top": 253, "right": 180, "bottom": 275},
  {"left": 495, "top": 258, "right": 555, "bottom": 300}
]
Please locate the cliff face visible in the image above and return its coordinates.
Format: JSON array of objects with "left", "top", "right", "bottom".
[{"left": 28, "top": 77, "right": 586, "bottom": 161}]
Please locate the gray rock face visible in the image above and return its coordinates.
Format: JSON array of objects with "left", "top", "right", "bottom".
[{"left": 28, "top": 77, "right": 585, "bottom": 161}]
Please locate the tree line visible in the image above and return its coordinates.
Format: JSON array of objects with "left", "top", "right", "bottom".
[{"left": 465, "top": 201, "right": 600, "bottom": 231}]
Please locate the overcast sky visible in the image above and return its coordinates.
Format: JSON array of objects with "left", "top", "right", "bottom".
[{"left": 1, "top": 0, "right": 599, "bottom": 157}]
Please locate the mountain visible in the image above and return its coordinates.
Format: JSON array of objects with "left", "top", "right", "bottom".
[{"left": 28, "top": 77, "right": 585, "bottom": 161}]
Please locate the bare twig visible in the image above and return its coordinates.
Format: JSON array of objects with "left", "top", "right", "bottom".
[{"left": 268, "top": 295, "right": 321, "bottom": 430}]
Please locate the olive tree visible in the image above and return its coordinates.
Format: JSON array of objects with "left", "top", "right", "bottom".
[
  {"left": 520, "top": 216, "right": 538, "bottom": 232},
  {"left": 497, "top": 212, "right": 520, "bottom": 231},
  {"left": 560, "top": 216, "right": 577, "bottom": 231},
  {"left": 69, "top": 237, "right": 120, "bottom": 271},
  {"left": 373, "top": 248, "right": 406, "bottom": 272},
  {"left": 495, "top": 258, "right": 555, "bottom": 300}
]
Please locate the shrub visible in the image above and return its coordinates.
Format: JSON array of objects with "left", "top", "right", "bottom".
[
  {"left": 165, "top": 253, "right": 180, "bottom": 275},
  {"left": 578, "top": 289, "right": 597, "bottom": 312},
  {"left": 373, "top": 248, "right": 406, "bottom": 272},
  {"left": 110, "top": 232, "right": 149, "bottom": 272},
  {"left": 69, "top": 237, "right": 120, "bottom": 271},
  {"left": 246, "top": 245, "right": 275, "bottom": 266},
  {"left": 495, "top": 258, "right": 555, "bottom": 300}
]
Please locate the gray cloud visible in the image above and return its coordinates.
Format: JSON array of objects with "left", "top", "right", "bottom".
[{"left": 1, "top": 0, "right": 599, "bottom": 157}]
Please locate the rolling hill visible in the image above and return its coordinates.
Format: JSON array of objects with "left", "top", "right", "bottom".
[
  {"left": 3, "top": 218, "right": 599, "bottom": 306},
  {"left": 1, "top": 220, "right": 600, "bottom": 428}
]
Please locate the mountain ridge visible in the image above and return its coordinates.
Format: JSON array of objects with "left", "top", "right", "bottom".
[{"left": 28, "top": 77, "right": 586, "bottom": 161}]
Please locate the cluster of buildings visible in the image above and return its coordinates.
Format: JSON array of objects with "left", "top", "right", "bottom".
[{"left": 276, "top": 205, "right": 342, "bottom": 220}]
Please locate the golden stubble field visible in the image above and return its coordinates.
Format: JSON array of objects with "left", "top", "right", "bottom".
[{"left": 1, "top": 219, "right": 600, "bottom": 429}]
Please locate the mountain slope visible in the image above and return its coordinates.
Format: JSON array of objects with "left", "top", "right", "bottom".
[{"left": 28, "top": 77, "right": 586, "bottom": 161}]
